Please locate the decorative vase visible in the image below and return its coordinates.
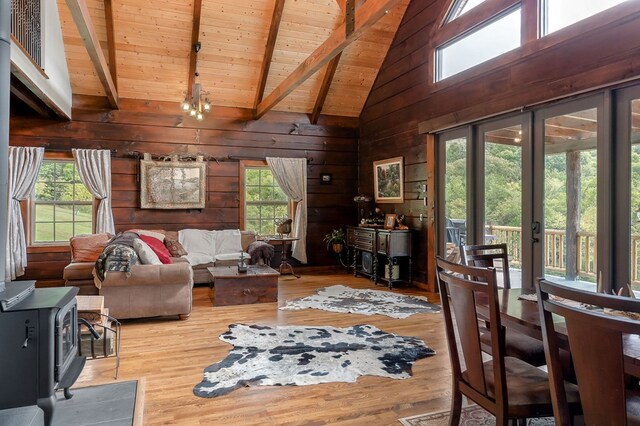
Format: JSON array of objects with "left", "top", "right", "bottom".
[{"left": 332, "top": 243, "right": 344, "bottom": 254}]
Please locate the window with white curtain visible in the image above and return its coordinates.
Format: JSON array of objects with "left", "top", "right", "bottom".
[{"left": 31, "top": 159, "right": 94, "bottom": 244}]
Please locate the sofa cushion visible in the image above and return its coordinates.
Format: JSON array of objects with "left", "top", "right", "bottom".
[
  {"left": 140, "top": 235, "right": 173, "bottom": 264},
  {"left": 63, "top": 262, "right": 95, "bottom": 280},
  {"left": 136, "top": 229, "right": 166, "bottom": 242},
  {"left": 165, "top": 237, "right": 188, "bottom": 257},
  {"left": 215, "top": 252, "right": 248, "bottom": 262},
  {"left": 133, "top": 238, "right": 162, "bottom": 265},
  {"left": 100, "top": 262, "right": 192, "bottom": 287},
  {"left": 70, "top": 233, "right": 111, "bottom": 262}
]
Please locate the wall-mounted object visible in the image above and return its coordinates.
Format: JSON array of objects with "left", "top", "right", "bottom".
[
  {"left": 320, "top": 172, "right": 332, "bottom": 185},
  {"left": 374, "top": 156, "right": 404, "bottom": 203},
  {"left": 140, "top": 154, "right": 206, "bottom": 209}
]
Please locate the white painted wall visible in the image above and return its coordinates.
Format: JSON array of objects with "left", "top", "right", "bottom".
[{"left": 10, "top": 0, "right": 72, "bottom": 119}]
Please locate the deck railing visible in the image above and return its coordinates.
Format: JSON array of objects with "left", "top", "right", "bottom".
[
  {"left": 11, "top": 0, "right": 42, "bottom": 67},
  {"left": 486, "top": 225, "right": 602, "bottom": 282}
]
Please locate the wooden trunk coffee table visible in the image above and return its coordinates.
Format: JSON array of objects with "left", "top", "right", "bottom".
[{"left": 208, "top": 265, "right": 280, "bottom": 306}]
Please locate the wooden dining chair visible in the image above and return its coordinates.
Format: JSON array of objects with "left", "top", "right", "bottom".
[
  {"left": 436, "top": 257, "right": 581, "bottom": 425},
  {"left": 461, "top": 243, "right": 547, "bottom": 367},
  {"left": 461, "top": 243, "right": 511, "bottom": 289},
  {"left": 536, "top": 279, "right": 640, "bottom": 425}
]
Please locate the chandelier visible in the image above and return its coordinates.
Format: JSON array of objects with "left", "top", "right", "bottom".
[{"left": 181, "top": 42, "right": 211, "bottom": 120}]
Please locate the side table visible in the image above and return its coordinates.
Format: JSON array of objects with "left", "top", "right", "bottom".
[{"left": 263, "top": 237, "right": 300, "bottom": 278}]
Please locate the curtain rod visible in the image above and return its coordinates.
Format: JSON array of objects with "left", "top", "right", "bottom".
[{"left": 126, "top": 152, "right": 313, "bottom": 164}]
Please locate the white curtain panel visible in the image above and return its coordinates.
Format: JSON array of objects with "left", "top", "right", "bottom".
[
  {"left": 6, "top": 146, "right": 44, "bottom": 281},
  {"left": 72, "top": 149, "right": 115, "bottom": 234},
  {"left": 266, "top": 157, "right": 308, "bottom": 264}
]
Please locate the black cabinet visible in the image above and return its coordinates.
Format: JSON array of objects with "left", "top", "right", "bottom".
[{"left": 346, "top": 226, "right": 412, "bottom": 288}]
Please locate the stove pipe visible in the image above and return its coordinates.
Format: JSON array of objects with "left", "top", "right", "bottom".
[{"left": 0, "top": 0, "right": 11, "bottom": 288}]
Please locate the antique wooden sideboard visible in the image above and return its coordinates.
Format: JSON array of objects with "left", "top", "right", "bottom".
[{"left": 346, "top": 226, "right": 412, "bottom": 288}]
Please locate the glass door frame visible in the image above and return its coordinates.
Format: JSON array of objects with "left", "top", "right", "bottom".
[
  {"left": 475, "top": 114, "right": 533, "bottom": 287},
  {"left": 531, "top": 94, "right": 610, "bottom": 291},
  {"left": 613, "top": 84, "right": 640, "bottom": 290},
  {"left": 437, "top": 127, "right": 472, "bottom": 256}
]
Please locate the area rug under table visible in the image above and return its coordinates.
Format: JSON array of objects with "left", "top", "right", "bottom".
[
  {"left": 279, "top": 285, "right": 441, "bottom": 318},
  {"left": 399, "top": 405, "right": 554, "bottom": 425},
  {"left": 193, "top": 323, "right": 435, "bottom": 397}
]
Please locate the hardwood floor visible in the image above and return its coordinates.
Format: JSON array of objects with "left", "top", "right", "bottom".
[{"left": 77, "top": 271, "right": 452, "bottom": 425}]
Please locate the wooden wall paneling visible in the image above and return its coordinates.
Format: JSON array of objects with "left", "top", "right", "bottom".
[
  {"left": 358, "top": 0, "right": 640, "bottom": 290},
  {"left": 10, "top": 102, "right": 358, "bottom": 283}
]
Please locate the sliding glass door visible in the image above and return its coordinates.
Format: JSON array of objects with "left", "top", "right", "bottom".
[
  {"left": 436, "top": 85, "right": 640, "bottom": 293},
  {"left": 438, "top": 128, "right": 469, "bottom": 262},
  {"left": 536, "top": 104, "right": 600, "bottom": 288}
]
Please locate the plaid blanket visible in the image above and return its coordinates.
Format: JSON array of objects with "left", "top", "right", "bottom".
[{"left": 94, "top": 232, "right": 141, "bottom": 284}]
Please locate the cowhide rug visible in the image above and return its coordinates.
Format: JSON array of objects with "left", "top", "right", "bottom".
[
  {"left": 193, "top": 323, "right": 435, "bottom": 398},
  {"left": 279, "top": 285, "right": 441, "bottom": 319}
]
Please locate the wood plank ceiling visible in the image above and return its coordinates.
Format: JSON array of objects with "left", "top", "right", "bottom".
[{"left": 57, "top": 0, "right": 409, "bottom": 118}]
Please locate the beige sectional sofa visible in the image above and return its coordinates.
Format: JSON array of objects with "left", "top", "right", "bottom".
[{"left": 63, "top": 229, "right": 256, "bottom": 320}]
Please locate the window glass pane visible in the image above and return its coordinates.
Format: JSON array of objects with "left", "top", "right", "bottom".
[
  {"left": 444, "top": 136, "right": 467, "bottom": 259},
  {"left": 544, "top": 108, "right": 598, "bottom": 287},
  {"left": 485, "top": 125, "right": 523, "bottom": 286},
  {"left": 54, "top": 162, "right": 75, "bottom": 182},
  {"left": 260, "top": 186, "right": 274, "bottom": 201},
  {"left": 260, "top": 169, "right": 273, "bottom": 186},
  {"left": 630, "top": 99, "right": 640, "bottom": 291},
  {"left": 246, "top": 186, "right": 260, "bottom": 202},
  {"left": 35, "top": 222, "right": 54, "bottom": 242},
  {"left": 55, "top": 222, "right": 73, "bottom": 242},
  {"left": 55, "top": 183, "right": 73, "bottom": 201},
  {"left": 75, "top": 204, "right": 93, "bottom": 221},
  {"left": 437, "top": 8, "right": 521, "bottom": 81},
  {"left": 55, "top": 205, "right": 74, "bottom": 222},
  {"left": 275, "top": 205, "right": 289, "bottom": 218},
  {"left": 35, "top": 204, "right": 54, "bottom": 222},
  {"left": 75, "top": 222, "right": 92, "bottom": 235},
  {"left": 446, "top": 0, "right": 487, "bottom": 22},
  {"left": 74, "top": 183, "right": 92, "bottom": 201},
  {"left": 246, "top": 169, "right": 260, "bottom": 185},
  {"left": 543, "top": 0, "right": 628, "bottom": 35}
]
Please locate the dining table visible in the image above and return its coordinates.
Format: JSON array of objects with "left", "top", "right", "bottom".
[{"left": 475, "top": 287, "right": 640, "bottom": 377}]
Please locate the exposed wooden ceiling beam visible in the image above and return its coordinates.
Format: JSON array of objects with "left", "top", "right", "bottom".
[
  {"left": 253, "top": 0, "right": 286, "bottom": 111},
  {"left": 104, "top": 0, "right": 117, "bottom": 90},
  {"left": 186, "top": 0, "right": 203, "bottom": 99},
  {"left": 255, "top": 0, "right": 400, "bottom": 119},
  {"left": 310, "top": 0, "right": 360, "bottom": 124},
  {"left": 65, "top": 0, "right": 119, "bottom": 108},
  {"left": 310, "top": 53, "right": 341, "bottom": 124}
]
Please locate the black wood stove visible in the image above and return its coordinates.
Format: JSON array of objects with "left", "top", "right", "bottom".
[{"left": 0, "top": 281, "right": 86, "bottom": 425}]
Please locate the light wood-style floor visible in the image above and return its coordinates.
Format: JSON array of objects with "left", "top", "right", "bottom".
[{"left": 77, "top": 271, "right": 452, "bottom": 425}]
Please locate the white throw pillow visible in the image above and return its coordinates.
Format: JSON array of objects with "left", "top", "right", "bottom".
[{"left": 133, "top": 238, "right": 162, "bottom": 265}]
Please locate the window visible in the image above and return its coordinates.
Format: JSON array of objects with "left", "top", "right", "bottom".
[
  {"left": 243, "top": 166, "right": 290, "bottom": 235},
  {"left": 32, "top": 160, "right": 94, "bottom": 244},
  {"left": 542, "top": 0, "right": 628, "bottom": 35},
  {"left": 446, "top": 0, "right": 487, "bottom": 23},
  {"left": 436, "top": 7, "right": 521, "bottom": 81}
]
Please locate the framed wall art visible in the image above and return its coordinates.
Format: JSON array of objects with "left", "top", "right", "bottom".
[
  {"left": 140, "top": 156, "right": 206, "bottom": 209},
  {"left": 373, "top": 156, "right": 404, "bottom": 203}
]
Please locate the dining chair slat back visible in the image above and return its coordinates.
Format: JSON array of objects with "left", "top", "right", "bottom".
[
  {"left": 462, "top": 243, "right": 511, "bottom": 289},
  {"left": 537, "top": 279, "right": 640, "bottom": 426},
  {"left": 436, "top": 257, "right": 509, "bottom": 423}
]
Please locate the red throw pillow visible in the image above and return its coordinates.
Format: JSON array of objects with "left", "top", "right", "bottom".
[{"left": 139, "top": 234, "right": 173, "bottom": 264}]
